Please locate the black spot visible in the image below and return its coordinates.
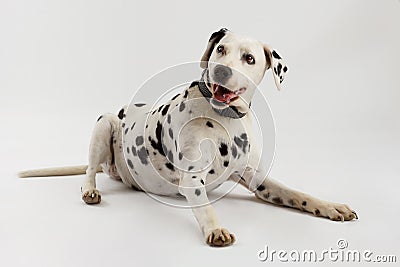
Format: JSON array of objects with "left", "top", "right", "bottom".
[
  {"left": 167, "top": 114, "right": 171, "bottom": 124},
  {"left": 283, "top": 66, "right": 288, "bottom": 72},
  {"left": 122, "top": 123, "right": 125, "bottom": 128},
  {"left": 149, "top": 121, "right": 165, "bottom": 156},
  {"left": 208, "top": 169, "right": 215, "bottom": 174},
  {"left": 132, "top": 146, "right": 137, "bottom": 156},
  {"left": 118, "top": 108, "right": 124, "bottom": 119},
  {"left": 171, "top": 93, "right": 180, "bottom": 100},
  {"left": 127, "top": 159, "right": 134, "bottom": 169},
  {"left": 124, "top": 127, "right": 129, "bottom": 135},
  {"left": 178, "top": 152, "right": 183, "bottom": 160},
  {"left": 206, "top": 121, "right": 214, "bottom": 128},
  {"left": 223, "top": 161, "right": 229, "bottom": 167},
  {"left": 272, "top": 197, "right": 283, "bottom": 205},
  {"left": 135, "top": 103, "right": 146, "bottom": 107},
  {"left": 174, "top": 140, "right": 177, "bottom": 151},
  {"left": 242, "top": 140, "right": 248, "bottom": 153},
  {"left": 136, "top": 136, "right": 144, "bottom": 146},
  {"left": 219, "top": 143, "right": 228, "bottom": 156},
  {"left": 188, "top": 166, "right": 194, "bottom": 171},
  {"left": 183, "top": 90, "right": 189, "bottom": 98},
  {"left": 97, "top": 115, "right": 103, "bottom": 122},
  {"left": 274, "top": 67, "right": 278, "bottom": 75},
  {"left": 161, "top": 104, "right": 170, "bottom": 116},
  {"left": 231, "top": 145, "right": 237, "bottom": 158},
  {"left": 165, "top": 162, "right": 175, "bottom": 171},
  {"left": 158, "top": 105, "right": 164, "bottom": 112},
  {"left": 189, "top": 81, "right": 199, "bottom": 88},
  {"left": 192, "top": 176, "right": 197, "bottom": 178},
  {"left": 234, "top": 135, "right": 249, "bottom": 154},
  {"left": 153, "top": 152, "right": 156, "bottom": 155},
  {"left": 239, "top": 175, "right": 245, "bottom": 181},
  {"left": 195, "top": 189, "right": 201, "bottom": 196},
  {"left": 257, "top": 184, "right": 265, "bottom": 191},
  {"left": 167, "top": 150, "right": 174, "bottom": 163},
  {"left": 234, "top": 136, "right": 243, "bottom": 147},
  {"left": 302, "top": 201, "right": 307, "bottom": 206},
  {"left": 264, "top": 193, "right": 270, "bottom": 199},
  {"left": 152, "top": 110, "right": 157, "bottom": 115},
  {"left": 179, "top": 102, "right": 186, "bottom": 112},
  {"left": 277, "top": 63, "right": 282, "bottom": 75},
  {"left": 272, "top": 50, "right": 282, "bottom": 59},
  {"left": 314, "top": 209, "right": 320, "bottom": 216},
  {"left": 137, "top": 147, "right": 148, "bottom": 165},
  {"left": 168, "top": 128, "right": 174, "bottom": 139},
  {"left": 200, "top": 180, "right": 204, "bottom": 185},
  {"left": 130, "top": 122, "right": 136, "bottom": 130},
  {"left": 127, "top": 147, "right": 130, "bottom": 154},
  {"left": 288, "top": 199, "right": 295, "bottom": 206},
  {"left": 146, "top": 125, "right": 148, "bottom": 128}
]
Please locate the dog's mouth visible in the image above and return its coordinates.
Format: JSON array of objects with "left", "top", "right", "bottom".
[{"left": 211, "top": 84, "right": 246, "bottom": 104}]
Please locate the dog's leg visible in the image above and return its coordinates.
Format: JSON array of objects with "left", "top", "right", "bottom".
[
  {"left": 81, "top": 114, "right": 120, "bottom": 204},
  {"left": 231, "top": 173, "right": 357, "bottom": 221},
  {"left": 179, "top": 173, "right": 235, "bottom": 246}
]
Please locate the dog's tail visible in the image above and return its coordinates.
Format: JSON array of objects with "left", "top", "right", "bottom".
[{"left": 18, "top": 165, "right": 102, "bottom": 178}]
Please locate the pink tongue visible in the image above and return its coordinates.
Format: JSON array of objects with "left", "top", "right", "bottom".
[{"left": 213, "top": 85, "right": 236, "bottom": 103}]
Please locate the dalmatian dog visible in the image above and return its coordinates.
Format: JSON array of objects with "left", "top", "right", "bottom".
[{"left": 20, "top": 28, "right": 358, "bottom": 247}]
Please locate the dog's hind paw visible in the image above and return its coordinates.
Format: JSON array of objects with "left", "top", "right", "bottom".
[
  {"left": 82, "top": 189, "right": 101, "bottom": 204},
  {"left": 206, "top": 228, "right": 236, "bottom": 247}
]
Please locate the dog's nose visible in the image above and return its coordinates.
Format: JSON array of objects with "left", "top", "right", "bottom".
[{"left": 213, "top": 64, "right": 232, "bottom": 85}]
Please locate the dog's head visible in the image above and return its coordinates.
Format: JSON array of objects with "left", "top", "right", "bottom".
[{"left": 200, "top": 28, "right": 288, "bottom": 112}]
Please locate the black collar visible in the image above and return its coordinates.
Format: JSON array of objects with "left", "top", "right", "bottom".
[{"left": 196, "top": 72, "right": 247, "bottom": 119}]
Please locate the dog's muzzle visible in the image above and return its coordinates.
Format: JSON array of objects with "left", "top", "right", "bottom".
[{"left": 211, "top": 65, "right": 245, "bottom": 104}]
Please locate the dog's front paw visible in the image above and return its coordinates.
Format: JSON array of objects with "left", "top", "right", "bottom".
[
  {"left": 206, "top": 228, "right": 236, "bottom": 247},
  {"left": 314, "top": 203, "right": 358, "bottom": 222},
  {"left": 82, "top": 189, "right": 101, "bottom": 204}
]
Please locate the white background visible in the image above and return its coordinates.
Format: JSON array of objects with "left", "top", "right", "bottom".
[{"left": 1, "top": 0, "right": 399, "bottom": 266}]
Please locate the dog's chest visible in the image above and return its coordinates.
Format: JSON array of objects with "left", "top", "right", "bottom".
[{"left": 120, "top": 86, "right": 252, "bottom": 195}]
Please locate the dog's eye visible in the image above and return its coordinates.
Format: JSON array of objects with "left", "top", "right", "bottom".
[
  {"left": 216, "top": 45, "right": 225, "bottom": 54},
  {"left": 245, "top": 54, "right": 255, "bottom": 65}
]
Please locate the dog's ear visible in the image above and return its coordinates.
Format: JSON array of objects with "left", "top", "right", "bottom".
[
  {"left": 200, "top": 28, "right": 229, "bottom": 69},
  {"left": 263, "top": 44, "right": 288, "bottom": 91}
]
